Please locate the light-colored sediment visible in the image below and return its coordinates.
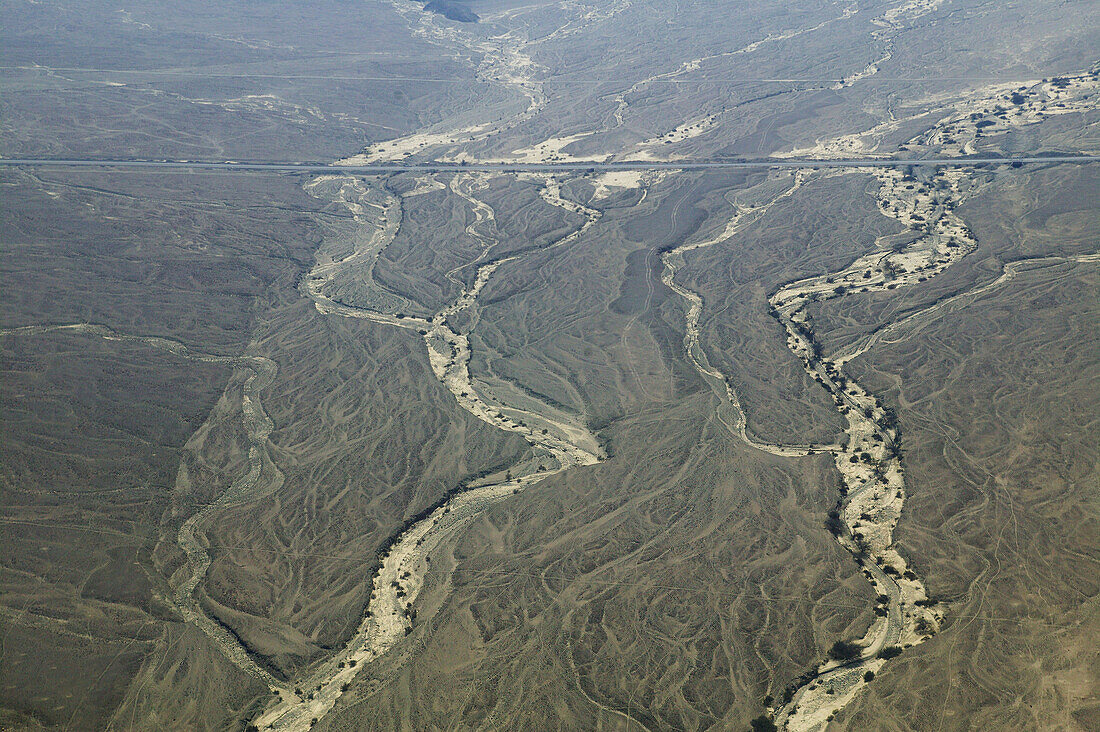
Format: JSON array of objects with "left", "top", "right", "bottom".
[
  {"left": 253, "top": 172, "right": 602, "bottom": 730},
  {"left": 658, "top": 161, "right": 949, "bottom": 732},
  {"left": 65, "top": 0, "right": 1092, "bottom": 723},
  {"left": 781, "top": 68, "right": 1098, "bottom": 160},
  {"left": 657, "top": 67, "right": 1098, "bottom": 731},
  {"left": 659, "top": 169, "right": 833, "bottom": 459}
]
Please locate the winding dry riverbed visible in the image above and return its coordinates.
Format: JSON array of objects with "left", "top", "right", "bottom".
[
  {"left": 96, "top": 0, "right": 1092, "bottom": 723},
  {"left": 659, "top": 67, "right": 1098, "bottom": 730},
  {"left": 9, "top": 0, "right": 1094, "bottom": 717},
  {"left": 657, "top": 163, "right": 963, "bottom": 729},
  {"left": 0, "top": 323, "right": 284, "bottom": 686},
  {"left": 252, "top": 172, "right": 604, "bottom": 729}
]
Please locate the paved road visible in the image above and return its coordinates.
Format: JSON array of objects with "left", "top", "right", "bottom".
[
  {"left": 1, "top": 155, "right": 1098, "bottom": 175},
  {"left": 0, "top": 65, "right": 1044, "bottom": 85}
]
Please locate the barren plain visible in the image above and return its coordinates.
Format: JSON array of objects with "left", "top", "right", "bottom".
[{"left": 2, "top": 0, "right": 1098, "bottom": 730}]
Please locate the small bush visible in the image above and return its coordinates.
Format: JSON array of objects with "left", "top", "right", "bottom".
[
  {"left": 829, "top": 640, "right": 862, "bottom": 661},
  {"left": 750, "top": 716, "right": 778, "bottom": 732}
]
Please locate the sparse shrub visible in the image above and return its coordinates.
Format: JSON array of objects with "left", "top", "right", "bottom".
[
  {"left": 750, "top": 715, "right": 778, "bottom": 732},
  {"left": 828, "top": 640, "right": 862, "bottom": 661}
]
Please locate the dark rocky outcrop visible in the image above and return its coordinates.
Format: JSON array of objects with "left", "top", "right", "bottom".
[{"left": 422, "top": 0, "right": 478, "bottom": 22}]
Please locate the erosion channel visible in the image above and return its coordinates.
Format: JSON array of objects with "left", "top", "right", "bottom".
[
  {"left": 252, "top": 172, "right": 604, "bottom": 730},
  {"left": 207, "top": 2, "right": 1097, "bottom": 726},
  {"left": 659, "top": 67, "right": 1097, "bottom": 731}
]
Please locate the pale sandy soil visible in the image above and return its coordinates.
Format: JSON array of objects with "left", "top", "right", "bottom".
[
  {"left": 193, "top": 94, "right": 327, "bottom": 124},
  {"left": 253, "top": 172, "right": 602, "bottom": 730},
  {"left": 186, "top": 0, "right": 1097, "bottom": 726},
  {"left": 781, "top": 70, "right": 1098, "bottom": 160},
  {"left": 590, "top": 169, "right": 646, "bottom": 199},
  {"left": 775, "top": 72, "right": 1097, "bottom": 732},
  {"left": 404, "top": 174, "right": 447, "bottom": 196},
  {"left": 650, "top": 65, "right": 1099, "bottom": 731},
  {"left": 337, "top": 123, "right": 495, "bottom": 165},
  {"left": 490, "top": 132, "right": 610, "bottom": 164}
]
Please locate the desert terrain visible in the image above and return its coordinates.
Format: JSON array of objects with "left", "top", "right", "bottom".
[{"left": 2, "top": 0, "right": 1097, "bottom": 730}]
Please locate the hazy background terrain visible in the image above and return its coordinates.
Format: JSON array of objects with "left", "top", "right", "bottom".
[{"left": 2, "top": 0, "right": 1097, "bottom": 729}]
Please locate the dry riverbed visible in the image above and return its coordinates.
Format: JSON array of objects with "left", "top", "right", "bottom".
[{"left": 253, "top": 172, "right": 602, "bottom": 729}]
